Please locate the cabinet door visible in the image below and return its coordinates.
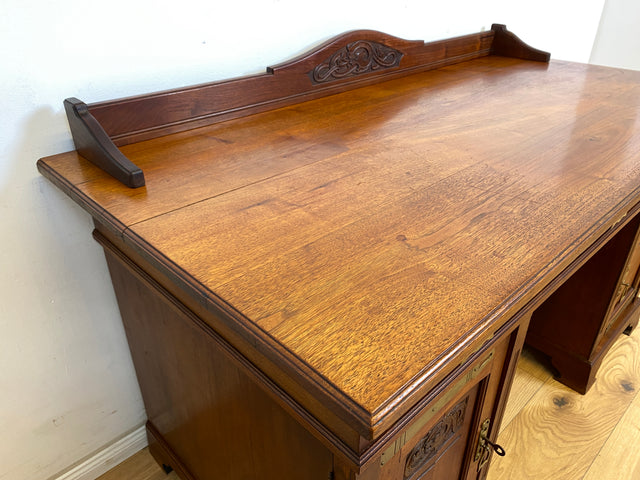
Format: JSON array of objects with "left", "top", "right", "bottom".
[
  {"left": 359, "top": 313, "right": 528, "bottom": 480},
  {"left": 601, "top": 226, "right": 640, "bottom": 337}
]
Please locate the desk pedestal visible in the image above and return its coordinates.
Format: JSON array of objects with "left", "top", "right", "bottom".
[
  {"left": 99, "top": 232, "right": 529, "bottom": 480},
  {"left": 527, "top": 212, "right": 640, "bottom": 393}
]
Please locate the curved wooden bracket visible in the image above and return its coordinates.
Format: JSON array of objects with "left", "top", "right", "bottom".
[
  {"left": 64, "top": 97, "right": 145, "bottom": 188},
  {"left": 490, "top": 24, "right": 550, "bottom": 62}
]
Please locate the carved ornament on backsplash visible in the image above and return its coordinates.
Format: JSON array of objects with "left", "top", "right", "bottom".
[{"left": 309, "top": 40, "right": 404, "bottom": 84}]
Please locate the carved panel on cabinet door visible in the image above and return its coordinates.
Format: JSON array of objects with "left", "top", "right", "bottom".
[{"left": 403, "top": 397, "right": 468, "bottom": 479}]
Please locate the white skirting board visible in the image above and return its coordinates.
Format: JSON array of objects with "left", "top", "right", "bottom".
[{"left": 53, "top": 425, "right": 148, "bottom": 480}]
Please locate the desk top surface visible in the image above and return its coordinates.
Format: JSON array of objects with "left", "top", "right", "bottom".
[{"left": 40, "top": 55, "right": 640, "bottom": 429}]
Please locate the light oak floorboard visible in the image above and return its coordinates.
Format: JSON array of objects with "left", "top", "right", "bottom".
[
  {"left": 95, "top": 447, "right": 179, "bottom": 480},
  {"left": 97, "top": 329, "right": 640, "bottom": 480},
  {"left": 582, "top": 330, "right": 640, "bottom": 480},
  {"left": 488, "top": 327, "right": 640, "bottom": 480},
  {"left": 498, "top": 346, "right": 552, "bottom": 431},
  {"left": 583, "top": 393, "right": 640, "bottom": 480}
]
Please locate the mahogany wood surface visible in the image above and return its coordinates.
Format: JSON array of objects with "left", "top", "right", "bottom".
[
  {"left": 36, "top": 26, "right": 640, "bottom": 479},
  {"left": 39, "top": 50, "right": 640, "bottom": 438}
]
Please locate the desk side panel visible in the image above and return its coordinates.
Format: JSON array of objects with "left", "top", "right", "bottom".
[{"left": 101, "top": 241, "right": 339, "bottom": 479}]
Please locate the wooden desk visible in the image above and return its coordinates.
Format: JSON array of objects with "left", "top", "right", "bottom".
[{"left": 38, "top": 25, "right": 640, "bottom": 479}]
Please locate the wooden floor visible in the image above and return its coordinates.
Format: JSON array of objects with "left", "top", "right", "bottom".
[{"left": 97, "top": 326, "right": 640, "bottom": 480}]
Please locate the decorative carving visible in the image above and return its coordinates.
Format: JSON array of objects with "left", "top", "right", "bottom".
[
  {"left": 310, "top": 41, "right": 403, "bottom": 84},
  {"left": 404, "top": 398, "right": 468, "bottom": 479}
]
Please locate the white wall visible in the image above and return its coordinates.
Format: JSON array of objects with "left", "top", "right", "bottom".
[
  {"left": 0, "top": 1, "right": 608, "bottom": 479},
  {"left": 590, "top": 0, "right": 640, "bottom": 69}
]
